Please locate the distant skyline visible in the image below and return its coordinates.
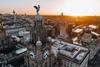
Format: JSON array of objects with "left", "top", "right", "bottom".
[{"left": 0, "top": 0, "right": 100, "bottom": 16}]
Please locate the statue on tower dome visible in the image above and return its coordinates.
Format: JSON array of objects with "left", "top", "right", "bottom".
[
  {"left": 34, "top": 5, "right": 40, "bottom": 15},
  {"left": 33, "top": 5, "right": 43, "bottom": 43}
]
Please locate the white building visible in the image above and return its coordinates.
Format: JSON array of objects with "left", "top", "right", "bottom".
[
  {"left": 48, "top": 37, "right": 90, "bottom": 67},
  {"left": 19, "top": 31, "right": 31, "bottom": 43},
  {"left": 5, "top": 27, "right": 26, "bottom": 36}
]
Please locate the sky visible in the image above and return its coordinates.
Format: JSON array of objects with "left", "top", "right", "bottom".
[{"left": 0, "top": 0, "right": 100, "bottom": 16}]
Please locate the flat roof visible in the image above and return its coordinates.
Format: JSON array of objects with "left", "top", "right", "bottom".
[
  {"left": 58, "top": 43, "right": 89, "bottom": 64},
  {"left": 49, "top": 38, "right": 90, "bottom": 64}
]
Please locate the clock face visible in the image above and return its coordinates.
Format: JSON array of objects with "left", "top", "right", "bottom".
[
  {"left": 43, "top": 50, "right": 49, "bottom": 59},
  {"left": 30, "top": 51, "right": 35, "bottom": 60}
]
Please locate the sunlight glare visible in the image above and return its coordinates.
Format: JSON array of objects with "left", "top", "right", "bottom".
[{"left": 61, "top": 0, "right": 98, "bottom": 16}]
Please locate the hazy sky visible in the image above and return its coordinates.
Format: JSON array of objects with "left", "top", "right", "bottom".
[{"left": 0, "top": 0, "right": 100, "bottom": 16}]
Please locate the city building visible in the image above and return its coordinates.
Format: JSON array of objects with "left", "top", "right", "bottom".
[
  {"left": 48, "top": 37, "right": 90, "bottom": 67},
  {"left": 79, "top": 28, "right": 100, "bottom": 60},
  {"left": 72, "top": 25, "right": 100, "bottom": 61},
  {"left": 25, "top": 5, "right": 50, "bottom": 67},
  {"left": 2, "top": 11, "right": 31, "bottom": 44},
  {"left": 0, "top": 14, "right": 6, "bottom": 45},
  {"left": 0, "top": 36, "right": 28, "bottom": 67}
]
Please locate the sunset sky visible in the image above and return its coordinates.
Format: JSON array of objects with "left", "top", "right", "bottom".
[{"left": 0, "top": 0, "right": 100, "bottom": 16}]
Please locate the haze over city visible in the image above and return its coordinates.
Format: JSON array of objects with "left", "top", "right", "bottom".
[{"left": 0, "top": 0, "right": 100, "bottom": 16}]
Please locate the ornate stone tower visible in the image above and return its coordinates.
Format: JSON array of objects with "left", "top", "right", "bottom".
[
  {"left": 25, "top": 5, "right": 50, "bottom": 67},
  {"left": 32, "top": 5, "right": 43, "bottom": 44}
]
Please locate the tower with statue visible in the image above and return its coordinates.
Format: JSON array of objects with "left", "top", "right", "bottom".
[{"left": 25, "top": 5, "right": 50, "bottom": 67}]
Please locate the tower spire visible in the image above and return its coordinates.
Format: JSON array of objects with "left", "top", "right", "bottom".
[{"left": 13, "top": 10, "right": 16, "bottom": 21}]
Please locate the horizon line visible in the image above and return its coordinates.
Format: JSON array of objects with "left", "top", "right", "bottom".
[{"left": 1, "top": 13, "right": 100, "bottom": 17}]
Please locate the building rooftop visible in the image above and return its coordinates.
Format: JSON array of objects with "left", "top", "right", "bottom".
[
  {"left": 0, "top": 47, "right": 27, "bottom": 63},
  {"left": 58, "top": 42, "right": 89, "bottom": 64},
  {"left": 48, "top": 37, "right": 90, "bottom": 64}
]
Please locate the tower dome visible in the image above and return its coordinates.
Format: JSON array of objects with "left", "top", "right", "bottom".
[
  {"left": 34, "top": 15, "right": 42, "bottom": 22},
  {"left": 36, "top": 40, "right": 42, "bottom": 47}
]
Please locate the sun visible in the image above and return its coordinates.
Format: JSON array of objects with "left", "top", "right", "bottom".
[{"left": 60, "top": 0, "right": 98, "bottom": 16}]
